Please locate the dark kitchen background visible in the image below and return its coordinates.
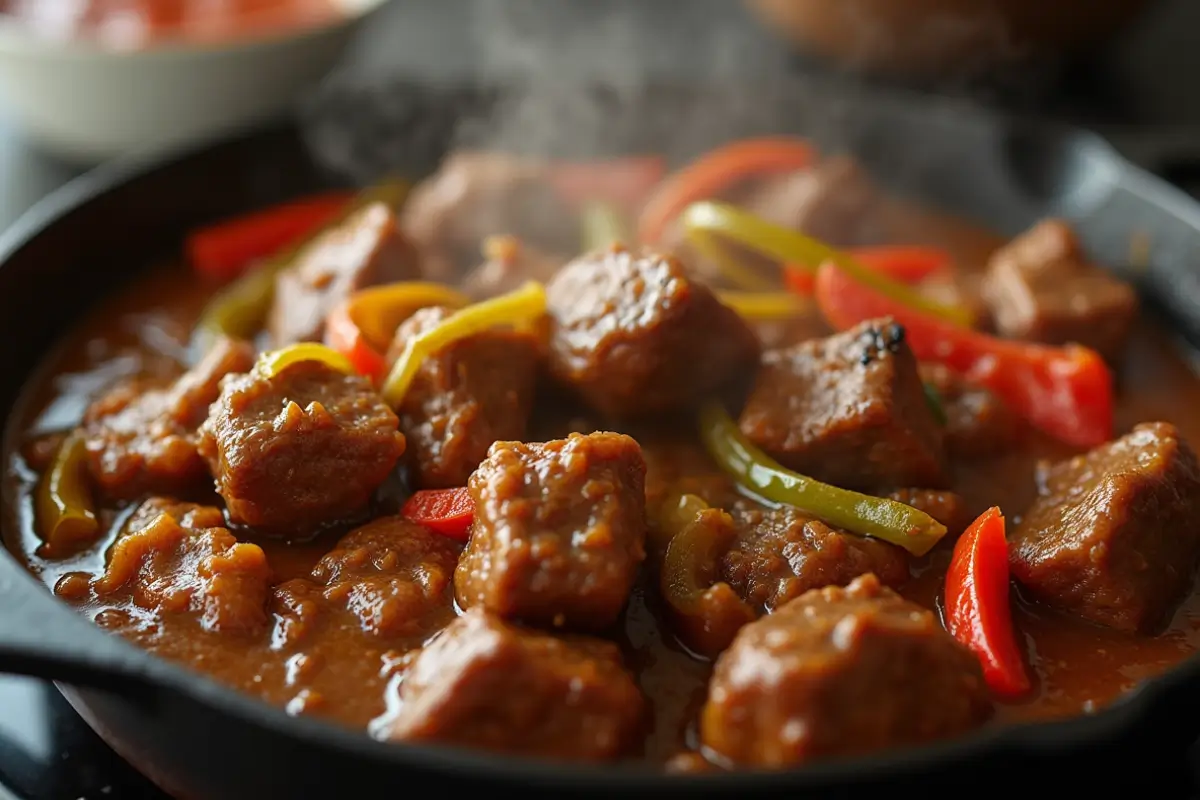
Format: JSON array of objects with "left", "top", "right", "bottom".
[{"left": 3, "top": 0, "right": 1200, "bottom": 797}]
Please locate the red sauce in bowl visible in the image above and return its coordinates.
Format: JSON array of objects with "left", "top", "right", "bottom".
[{"left": 0, "top": 0, "right": 345, "bottom": 49}]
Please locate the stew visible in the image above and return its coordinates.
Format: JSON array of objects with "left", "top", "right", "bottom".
[{"left": 5, "top": 141, "right": 1200, "bottom": 770}]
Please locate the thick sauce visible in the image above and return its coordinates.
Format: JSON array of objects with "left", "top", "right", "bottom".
[
  {"left": 4, "top": 199, "right": 1200, "bottom": 765},
  {"left": 0, "top": 0, "right": 343, "bottom": 48}
]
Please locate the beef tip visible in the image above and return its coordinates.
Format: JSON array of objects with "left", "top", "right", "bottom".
[
  {"left": 460, "top": 234, "right": 564, "bottom": 301},
  {"left": 267, "top": 202, "right": 421, "bottom": 347},
  {"left": 981, "top": 219, "right": 1137, "bottom": 361},
  {"left": 738, "top": 317, "right": 948, "bottom": 490},
  {"left": 701, "top": 573, "right": 990, "bottom": 766},
  {"left": 885, "top": 488, "right": 972, "bottom": 537},
  {"left": 83, "top": 336, "right": 255, "bottom": 500},
  {"left": 919, "top": 363, "right": 1020, "bottom": 458},
  {"left": 402, "top": 152, "right": 578, "bottom": 282},
  {"left": 455, "top": 432, "right": 647, "bottom": 631},
  {"left": 198, "top": 360, "right": 405, "bottom": 537},
  {"left": 386, "top": 305, "right": 539, "bottom": 488},
  {"left": 546, "top": 244, "right": 760, "bottom": 418},
  {"left": 917, "top": 271, "right": 991, "bottom": 331},
  {"left": 93, "top": 498, "right": 271, "bottom": 636},
  {"left": 271, "top": 516, "right": 460, "bottom": 646},
  {"left": 739, "top": 156, "right": 886, "bottom": 246},
  {"left": 1009, "top": 422, "right": 1200, "bottom": 634},
  {"left": 721, "top": 504, "right": 909, "bottom": 613},
  {"left": 382, "top": 608, "right": 644, "bottom": 761}
]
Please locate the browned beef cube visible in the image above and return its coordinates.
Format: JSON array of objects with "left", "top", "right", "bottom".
[
  {"left": 1009, "top": 422, "right": 1200, "bottom": 633},
  {"left": 981, "top": 219, "right": 1137, "bottom": 361},
  {"left": 546, "top": 244, "right": 760, "bottom": 418},
  {"left": 402, "top": 152, "right": 579, "bottom": 282},
  {"left": 271, "top": 515, "right": 460, "bottom": 646},
  {"left": 455, "top": 432, "right": 647, "bottom": 630},
  {"left": 83, "top": 336, "right": 255, "bottom": 499},
  {"left": 267, "top": 202, "right": 421, "bottom": 346},
  {"left": 885, "top": 488, "right": 972, "bottom": 538},
  {"left": 919, "top": 363, "right": 1020, "bottom": 458},
  {"left": 93, "top": 498, "right": 271, "bottom": 636},
  {"left": 721, "top": 504, "right": 909, "bottom": 613},
  {"left": 738, "top": 317, "right": 948, "bottom": 490},
  {"left": 198, "top": 360, "right": 406, "bottom": 537},
  {"left": 700, "top": 573, "right": 990, "bottom": 766},
  {"left": 386, "top": 305, "right": 539, "bottom": 488},
  {"left": 739, "top": 155, "right": 886, "bottom": 246},
  {"left": 459, "top": 234, "right": 564, "bottom": 301},
  {"left": 382, "top": 608, "right": 645, "bottom": 760}
]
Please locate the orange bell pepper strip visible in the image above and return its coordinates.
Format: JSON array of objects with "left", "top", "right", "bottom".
[
  {"left": 814, "top": 262, "right": 1113, "bottom": 448},
  {"left": 945, "top": 507, "right": 1032, "bottom": 699}
]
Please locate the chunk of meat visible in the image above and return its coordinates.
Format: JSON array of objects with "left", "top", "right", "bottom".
[
  {"left": 916, "top": 270, "right": 991, "bottom": 331},
  {"left": 700, "top": 573, "right": 990, "bottom": 766},
  {"left": 82, "top": 336, "right": 255, "bottom": 500},
  {"left": 981, "top": 219, "right": 1137, "bottom": 361},
  {"left": 720, "top": 504, "right": 909, "bottom": 613},
  {"left": 94, "top": 498, "right": 271, "bottom": 636},
  {"left": 455, "top": 432, "right": 647, "bottom": 631},
  {"left": 402, "top": 152, "right": 578, "bottom": 282},
  {"left": 198, "top": 360, "right": 406, "bottom": 537},
  {"left": 387, "top": 306, "right": 539, "bottom": 488},
  {"left": 738, "top": 317, "right": 947, "bottom": 490},
  {"left": 267, "top": 202, "right": 421, "bottom": 346},
  {"left": 885, "top": 488, "right": 972, "bottom": 538},
  {"left": 546, "top": 244, "right": 760, "bottom": 419},
  {"left": 271, "top": 516, "right": 460, "bottom": 645},
  {"left": 459, "top": 234, "right": 564, "bottom": 301},
  {"left": 738, "top": 156, "right": 886, "bottom": 246},
  {"left": 919, "top": 362, "right": 1020, "bottom": 458},
  {"left": 1009, "top": 422, "right": 1200, "bottom": 634},
  {"left": 381, "top": 608, "right": 645, "bottom": 761}
]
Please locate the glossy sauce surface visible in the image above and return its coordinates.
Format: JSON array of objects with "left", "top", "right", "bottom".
[{"left": 4, "top": 199, "right": 1200, "bottom": 765}]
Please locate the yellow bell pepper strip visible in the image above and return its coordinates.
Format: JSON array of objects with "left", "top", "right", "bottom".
[
  {"left": 580, "top": 201, "right": 631, "bottom": 251},
  {"left": 697, "top": 400, "right": 948, "bottom": 557},
  {"left": 652, "top": 490, "right": 713, "bottom": 554},
  {"left": 382, "top": 281, "right": 547, "bottom": 408},
  {"left": 783, "top": 245, "right": 953, "bottom": 295},
  {"left": 35, "top": 431, "right": 99, "bottom": 551},
  {"left": 324, "top": 282, "right": 471, "bottom": 384},
  {"left": 191, "top": 177, "right": 410, "bottom": 353},
  {"left": 682, "top": 223, "right": 780, "bottom": 292},
  {"left": 681, "top": 201, "right": 975, "bottom": 327},
  {"left": 255, "top": 343, "right": 355, "bottom": 379},
  {"left": 814, "top": 261, "right": 1114, "bottom": 448},
  {"left": 716, "top": 290, "right": 810, "bottom": 320},
  {"left": 660, "top": 506, "right": 757, "bottom": 658}
]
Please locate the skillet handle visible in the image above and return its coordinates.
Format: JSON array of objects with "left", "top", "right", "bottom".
[{"left": 0, "top": 557, "right": 153, "bottom": 693}]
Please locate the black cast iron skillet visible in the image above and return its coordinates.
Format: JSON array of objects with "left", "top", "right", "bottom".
[{"left": 4, "top": 81, "right": 1200, "bottom": 799}]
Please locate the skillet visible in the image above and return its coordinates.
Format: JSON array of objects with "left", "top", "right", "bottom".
[{"left": 4, "top": 80, "right": 1200, "bottom": 798}]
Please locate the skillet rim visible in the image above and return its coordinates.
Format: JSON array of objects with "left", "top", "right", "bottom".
[{"left": 1, "top": 112, "right": 1199, "bottom": 791}]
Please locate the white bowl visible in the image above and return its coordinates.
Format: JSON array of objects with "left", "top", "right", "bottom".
[{"left": 0, "top": 0, "right": 389, "bottom": 164}]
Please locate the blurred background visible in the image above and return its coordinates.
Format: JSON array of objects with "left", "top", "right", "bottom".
[{"left": 3, "top": 0, "right": 1200, "bottom": 797}]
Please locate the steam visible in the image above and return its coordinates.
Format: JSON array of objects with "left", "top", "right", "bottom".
[{"left": 301, "top": 0, "right": 1048, "bottom": 184}]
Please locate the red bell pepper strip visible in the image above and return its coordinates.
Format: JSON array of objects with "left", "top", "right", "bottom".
[
  {"left": 401, "top": 488, "right": 475, "bottom": 541},
  {"left": 186, "top": 192, "right": 352, "bottom": 281},
  {"left": 945, "top": 507, "right": 1031, "bottom": 699},
  {"left": 784, "top": 245, "right": 952, "bottom": 295},
  {"left": 638, "top": 136, "right": 816, "bottom": 244},
  {"left": 814, "top": 262, "right": 1113, "bottom": 448},
  {"left": 547, "top": 155, "right": 668, "bottom": 213}
]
